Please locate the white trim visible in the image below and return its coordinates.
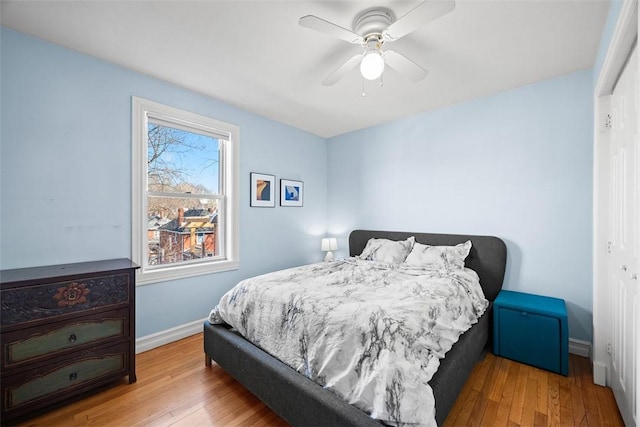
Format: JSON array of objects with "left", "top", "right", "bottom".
[
  {"left": 131, "top": 96, "right": 240, "bottom": 286},
  {"left": 135, "top": 317, "right": 206, "bottom": 354},
  {"left": 594, "top": 0, "right": 638, "bottom": 97},
  {"left": 593, "top": 362, "right": 607, "bottom": 387},
  {"left": 136, "top": 259, "right": 240, "bottom": 287},
  {"left": 593, "top": 0, "right": 638, "bottom": 388},
  {"left": 569, "top": 338, "right": 591, "bottom": 358},
  {"left": 135, "top": 320, "right": 595, "bottom": 356}
]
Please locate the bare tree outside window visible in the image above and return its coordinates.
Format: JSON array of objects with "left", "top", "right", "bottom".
[
  {"left": 146, "top": 122, "right": 221, "bottom": 267},
  {"left": 132, "top": 96, "right": 239, "bottom": 285}
]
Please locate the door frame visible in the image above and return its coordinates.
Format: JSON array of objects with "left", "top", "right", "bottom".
[{"left": 593, "top": 0, "right": 638, "bottom": 395}]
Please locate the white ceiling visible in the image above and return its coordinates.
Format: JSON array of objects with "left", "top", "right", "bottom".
[{"left": 1, "top": 0, "right": 610, "bottom": 138}]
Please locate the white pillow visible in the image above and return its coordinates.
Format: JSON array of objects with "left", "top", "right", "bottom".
[
  {"left": 358, "top": 236, "right": 415, "bottom": 264},
  {"left": 403, "top": 240, "right": 472, "bottom": 270}
]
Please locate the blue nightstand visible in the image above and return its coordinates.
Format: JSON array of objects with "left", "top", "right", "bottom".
[{"left": 493, "top": 290, "right": 568, "bottom": 376}]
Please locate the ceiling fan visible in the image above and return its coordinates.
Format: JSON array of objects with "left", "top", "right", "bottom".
[{"left": 299, "top": 0, "right": 455, "bottom": 86}]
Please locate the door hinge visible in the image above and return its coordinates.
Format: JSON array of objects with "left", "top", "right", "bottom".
[
  {"left": 605, "top": 114, "right": 613, "bottom": 129},
  {"left": 607, "top": 241, "right": 612, "bottom": 253}
]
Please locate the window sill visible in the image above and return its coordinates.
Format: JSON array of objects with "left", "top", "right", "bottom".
[{"left": 135, "top": 260, "right": 240, "bottom": 286}]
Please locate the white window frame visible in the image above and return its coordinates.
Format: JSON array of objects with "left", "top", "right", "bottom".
[{"left": 132, "top": 97, "right": 239, "bottom": 285}]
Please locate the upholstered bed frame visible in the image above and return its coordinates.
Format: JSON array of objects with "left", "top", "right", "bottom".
[{"left": 204, "top": 230, "right": 507, "bottom": 426}]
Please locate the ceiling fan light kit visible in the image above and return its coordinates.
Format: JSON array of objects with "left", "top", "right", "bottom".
[
  {"left": 360, "top": 41, "right": 385, "bottom": 80},
  {"left": 299, "top": 0, "right": 455, "bottom": 86}
]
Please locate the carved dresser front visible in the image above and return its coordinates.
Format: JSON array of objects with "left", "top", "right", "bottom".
[{"left": 0, "top": 258, "right": 138, "bottom": 423}]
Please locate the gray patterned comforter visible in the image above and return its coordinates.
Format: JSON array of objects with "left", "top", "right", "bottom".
[{"left": 209, "top": 259, "right": 488, "bottom": 426}]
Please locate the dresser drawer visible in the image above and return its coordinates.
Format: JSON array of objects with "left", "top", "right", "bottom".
[
  {"left": 1, "top": 273, "right": 131, "bottom": 327},
  {"left": 2, "top": 308, "right": 129, "bottom": 368},
  {"left": 2, "top": 341, "right": 129, "bottom": 413}
]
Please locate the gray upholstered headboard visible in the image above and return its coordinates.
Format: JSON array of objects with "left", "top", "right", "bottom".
[{"left": 349, "top": 230, "right": 507, "bottom": 301}]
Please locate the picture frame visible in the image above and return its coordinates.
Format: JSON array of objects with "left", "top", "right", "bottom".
[
  {"left": 250, "top": 173, "right": 275, "bottom": 207},
  {"left": 280, "top": 179, "right": 303, "bottom": 207}
]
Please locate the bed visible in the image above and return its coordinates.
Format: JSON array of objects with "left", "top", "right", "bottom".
[{"left": 204, "top": 230, "right": 507, "bottom": 426}]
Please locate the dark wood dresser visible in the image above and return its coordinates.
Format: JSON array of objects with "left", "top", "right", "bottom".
[{"left": 0, "top": 258, "right": 138, "bottom": 423}]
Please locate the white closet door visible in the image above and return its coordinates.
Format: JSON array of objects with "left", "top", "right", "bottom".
[{"left": 609, "top": 45, "right": 638, "bottom": 427}]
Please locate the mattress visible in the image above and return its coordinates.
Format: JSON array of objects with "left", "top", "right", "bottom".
[{"left": 209, "top": 258, "right": 489, "bottom": 426}]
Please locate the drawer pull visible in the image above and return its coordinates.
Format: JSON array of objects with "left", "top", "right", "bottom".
[
  {"left": 68, "top": 333, "right": 77, "bottom": 343},
  {"left": 69, "top": 372, "right": 78, "bottom": 381}
]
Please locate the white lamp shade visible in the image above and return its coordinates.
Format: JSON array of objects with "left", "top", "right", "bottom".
[
  {"left": 321, "top": 237, "right": 338, "bottom": 251},
  {"left": 360, "top": 51, "right": 385, "bottom": 80}
]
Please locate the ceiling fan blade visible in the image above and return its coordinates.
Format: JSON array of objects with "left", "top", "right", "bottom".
[
  {"left": 322, "top": 54, "right": 363, "bottom": 86},
  {"left": 383, "top": 0, "right": 455, "bottom": 42},
  {"left": 299, "top": 15, "right": 364, "bottom": 44},
  {"left": 383, "top": 50, "right": 428, "bottom": 82}
]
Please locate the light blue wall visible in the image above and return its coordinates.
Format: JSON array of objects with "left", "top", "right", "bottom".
[
  {"left": 0, "top": 25, "right": 601, "bottom": 343},
  {"left": 327, "top": 70, "right": 594, "bottom": 342},
  {"left": 0, "top": 28, "right": 327, "bottom": 336}
]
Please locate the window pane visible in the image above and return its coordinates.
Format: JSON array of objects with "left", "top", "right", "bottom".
[
  {"left": 134, "top": 97, "right": 239, "bottom": 284},
  {"left": 147, "top": 122, "right": 220, "bottom": 194},
  {"left": 147, "top": 197, "right": 219, "bottom": 266}
]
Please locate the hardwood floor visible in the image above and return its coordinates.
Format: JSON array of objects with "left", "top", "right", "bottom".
[
  {"left": 19, "top": 333, "right": 623, "bottom": 427},
  {"left": 444, "top": 350, "right": 624, "bottom": 426}
]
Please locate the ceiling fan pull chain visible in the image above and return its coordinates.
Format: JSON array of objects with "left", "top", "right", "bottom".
[{"left": 362, "top": 80, "right": 366, "bottom": 97}]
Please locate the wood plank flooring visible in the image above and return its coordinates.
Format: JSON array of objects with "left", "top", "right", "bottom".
[
  {"left": 444, "top": 349, "right": 624, "bottom": 426},
  {"left": 18, "top": 333, "right": 623, "bottom": 426}
]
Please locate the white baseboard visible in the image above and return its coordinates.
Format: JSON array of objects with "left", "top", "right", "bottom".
[
  {"left": 136, "top": 317, "right": 207, "bottom": 354},
  {"left": 569, "top": 338, "right": 591, "bottom": 358},
  {"left": 136, "top": 320, "right": 595, "bottom": 362},
  {"left": 593, "top": 362, "right": 607, "bottom": 386}
]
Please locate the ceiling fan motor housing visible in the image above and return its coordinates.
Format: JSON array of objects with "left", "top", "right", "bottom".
[{"left": 353, "top": 7, "right": 395, "bottom": 41}]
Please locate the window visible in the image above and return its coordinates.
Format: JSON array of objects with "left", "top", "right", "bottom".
[{"left": 132, "top": 97, "right": 239, "bottom": 285}]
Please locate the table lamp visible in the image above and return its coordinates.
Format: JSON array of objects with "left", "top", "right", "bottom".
[{"left": 321, "top": 237, "right": 338, "bottom": 262}]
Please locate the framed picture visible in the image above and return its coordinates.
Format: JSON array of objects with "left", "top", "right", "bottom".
[
  {"left": 250, "top": 173, "right": 275, "bottom": 207},
  {"left": 280, "top": 179, "right": 303, "bottom": 207}
]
